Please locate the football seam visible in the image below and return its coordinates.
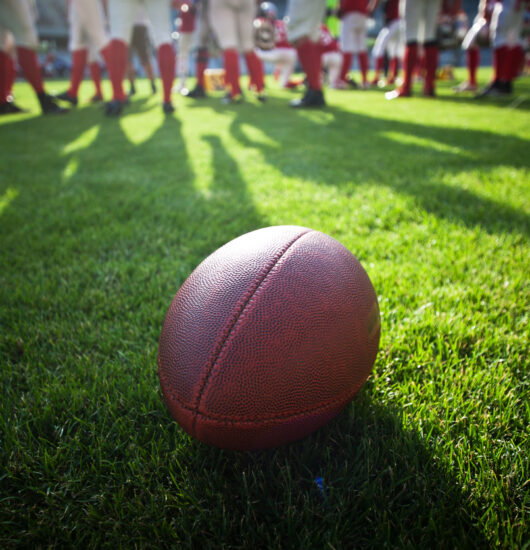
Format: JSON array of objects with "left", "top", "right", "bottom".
[
  {"left": 159, "top": 369, "right": 364, "bottom": 425},
  {"left": 191, "top": 228, "right": 313, "bottom": 434}
]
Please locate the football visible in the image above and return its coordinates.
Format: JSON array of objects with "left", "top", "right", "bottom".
[{"left": 158, "top": 226, "right": 380, "bottom": 450}]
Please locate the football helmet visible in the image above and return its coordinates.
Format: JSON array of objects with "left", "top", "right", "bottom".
[{"left": 258, "top": 2, "right": 278, "bottom": 21}]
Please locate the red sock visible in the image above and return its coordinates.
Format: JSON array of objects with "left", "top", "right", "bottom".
[
  {"left": 16, "top": 46, "right": 44, "bottom": 94},
  {"left": 424, "top": 44, "right": 438, "bottom": 93},
  {"left": 158, "top": 43, "right": 175, "bottom": 103},
  {"left": 467, "top": 47, "right": 479, "bottom": 86},
  {"left": 388, "top": 57, "right": 398, "bottom": 82},
  {"left": 402, "top": 43, "right": 418, "bottom": 93},
  {"left": 197, "top": 48, "right": 208, "bottom": 87},
  {"left": 68, "top": 49, "right": 88, "bottom": 98},
  {"left": 0, "top": 51, "right": 10, "bottom": 102},
  {"left": 493, "top": 45, "right": 508, "bottom": 82},
  {"left": 358, "top": 51, "right": 369, "bottom": 84},
  {"left": 373, "top": 56, "right": 384, "bottom": 80},
  {"left": 101, "top": 39, "right": 128, "bottom": 101},
  {"left": 89, "top": 61, "right": 103, "bottom": 97},
  {"left": 223, "top": 48, "right": 241, "bottom": 96},
  {"left": 508, "top": 45, "right": 524, "bottom": 80},
  {"left": 339, "top": 51, "right": 353, "bottom": 82},
  {"left": 244, "top": 51, "right": 264, "bottom": 92},
  {"left": 296, "top": 38, "right": 321, "bottom": 90}
]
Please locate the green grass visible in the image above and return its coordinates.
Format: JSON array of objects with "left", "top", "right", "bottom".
[{"left": 1, "top": 69, "right": 529, "bottom": 549}]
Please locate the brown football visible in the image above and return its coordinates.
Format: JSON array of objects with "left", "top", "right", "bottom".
[{"left": 158, "top": 226, "right": 380, "bottom": 450}]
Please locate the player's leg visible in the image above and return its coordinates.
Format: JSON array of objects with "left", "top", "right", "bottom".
[
  {"left": 145, "top": 0, "right": 175, "bottom": 111},
  {"left": 422, "top": 0, "right": 442, "bottom": 96},
  {"left": 387, "top": 0, "right": 421, "bottom": 99},
  {"left": 287, "top": 0, "right": 327, "bottom": 108},
  {"left": 133, "top": 24, "right": 157, "bottom": 94},
  {"left": 325, "top": 51, "right": 343, "bottom": 87},
  {"left": 209, "top": 0, "right": 242, "bottom": 101},
  {"left": 339, "top": 12, "right": 355, "bottom": 85},
  {"left": 105, "top": 0, "right": 136, "bottom": 113},
  {"left": 0, "top": 0, "right": 67, "bottom": 113},
  {"left": 476, "top": 0, "right": 522, "bottom": 97},
  {"left": 371, "top": 27, "right": 389, "bottom": 85},
  {"left": 386, "top": 19, "right": 404, "bottom": 84},
  {"left": 238, "top": 0, "right": 265, "bottom": 98},
  {"left": 177, "top": 31, "right": 193, "bottom": 91},
  {"left": 353, "top": 14, "right": 369, "bottom": 88},
  {"left": 0, "top": 29, "right": 24, "bottom": 114},
  {"left": 87, "top": 45, "right": 104, "bottom": 102},
  {"left": 184, "top": 1, "right": 212, "bottom": 98}
]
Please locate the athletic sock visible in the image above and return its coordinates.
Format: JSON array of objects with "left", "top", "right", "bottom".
[
  {"left": 358, "top": 51, "right": 369, "bottom": 85},
  {"left": 402, "top": 43, "right": 418, "bottom": 93},
  {"left": 196, "top": 48, "right": 208, "bottom": 88},
  {"left": 16, "top": 46, "right": 44, "bottom": 94},
  {"left": 373, "top": 56, "right": 384, "bottom": 81},
  {"left": 102, "top": 39, "right": 128, "bottom": 101},
  {"left": 68, "top": 49, "right": 88, "bottom": 98},
  {"left": 467, "top": 47, "right": 479, "bottom": 86},
  {"left": 89, "top": 61, "right": 103, "bottom": 97},
  {"left": 0, "top": 51, "right": 10, "bottom": 102},
  {"left": 508, "top": 45, "right": 524, "bottom": 80},
  {"left": 493, "top": 45, "right": 508, "bottom": 82},
  {"left": 223, "top": 48, "right": 241, "bottom": 96},
  {"left": 244, "top": 51, "right": 264, "bottom": 92},
  {"left": 339, "top": 51, "right": 353, "bottom": 82},
  {"left": 157, "top": 43, "right": 175, "bottom": 103},
  {"left": 423, "top": 44, "right": 438, "bottom": 93},
  {"left": 388, "top": 57, "right": 398, "bottom": 82},
  {"left": 296, "top": 38, "right": 321, "bottom": 91}
]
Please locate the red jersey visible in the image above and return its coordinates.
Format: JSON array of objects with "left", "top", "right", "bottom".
[
  {"left": 383, "top": 0, "right": 400, "bottom": 23},
  {"left": 319, "top": 24, "right": 340, "bottom": 53},
  {"left": 274, "top": 19, "right": 291, "bottom": 48},
  {"left": 340, "top": 0, "right": 369, "bottom": 16}
]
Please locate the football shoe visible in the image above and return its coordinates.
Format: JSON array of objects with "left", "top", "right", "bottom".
[
  {"left": 290, "top": 88, "right": 325, "bottom": 108},
  {"left": 38, "top": 93, "right": 69, "bottom": 114},
  {"left": 183, "top": 84, "right": 207, "bottom": 99},
  {"left": 163, "top": 102, "right": 175, "bottom": 114},
  {"left": 55, "top": 91, "right": 78, "bottom": 107}
]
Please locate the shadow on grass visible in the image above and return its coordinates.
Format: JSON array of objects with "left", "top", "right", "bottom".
[
  {"left": 211, "top": 97, "right": 530, "bottom": 237},
  {"left": 155, "top": 392, "right": 489, "bottom": 549}
]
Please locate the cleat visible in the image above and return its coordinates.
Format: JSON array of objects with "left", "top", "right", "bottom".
[
  {"left": 385, "top": 87, "right": 411, "bottom": 100},
  {"left": 104, "top": 99, "right": 125, "bottom": 117},
  {"left": 90, "top": 94, "right": 104, "bottom": 103},
  {"left": 0, "top": 100, "right": 28, "bottom": 115},
  {"left": 221, "top": 93, "right": 243, "bottom": 105},
  {"left": 475, "top": 79, "right": 511, "bottom": 98},
  {"left": 257, "top": 93, "right": 267, "bottom": 103},
  {"left": 453, "top": 81, "right": 477, "bottom": 93},
  {"left": 183, "top": 84, "right": 206, "bottom": 99},
  {"left": 290, "top": 88, "right": 325, "bottom": 108},
  {"left": 38, "top": 93, "right": 69, "bottom": 114},
  {"left": 55, "top": 90, "right": 78, "bottom": 106},
  {"left": 423, "top": 87, "right": 436, "bottom": 97},
  {"left": 163, "top": 101, "right": 175, "bottom": 114}
]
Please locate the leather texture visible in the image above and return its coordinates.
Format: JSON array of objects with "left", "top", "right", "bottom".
[{"left": 158, "top": 226, "right": 380, "bottom": 450}]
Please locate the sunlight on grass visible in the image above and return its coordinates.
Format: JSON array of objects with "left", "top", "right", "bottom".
[
  {"left": 61, "top": 156, "right": 79, "bottom": 184},
  {"left": 120, "top": 110, "right": 163, "bottom": 145},
  {"left": 382, "top": 131, "right": 476, "bottom": 157},
  {"left": 62, "top": 125, "right": 100, "bottom": 155},
  {"left": 0, "top": 187, "right": 18, "bottom": 216}
]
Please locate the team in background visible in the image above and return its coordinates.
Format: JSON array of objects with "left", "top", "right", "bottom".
[{"left": 0, "top": 0, "right": 528, "bottom": 114}]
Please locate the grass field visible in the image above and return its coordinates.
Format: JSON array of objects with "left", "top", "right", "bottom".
[{"left": 1, "top": 69, "right": 529, "bottom": 549}]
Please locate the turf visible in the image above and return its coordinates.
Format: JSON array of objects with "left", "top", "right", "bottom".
[{"left": 0, "top": 70, "right": 529, "bottom": 549}]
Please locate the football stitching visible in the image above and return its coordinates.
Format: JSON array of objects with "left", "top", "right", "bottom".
[
  {"left": 159, "top": 363, "right": 365, "bottom": 425},
  {"left": 190, "top": 229, "right": 313, "bottom": 435}
]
